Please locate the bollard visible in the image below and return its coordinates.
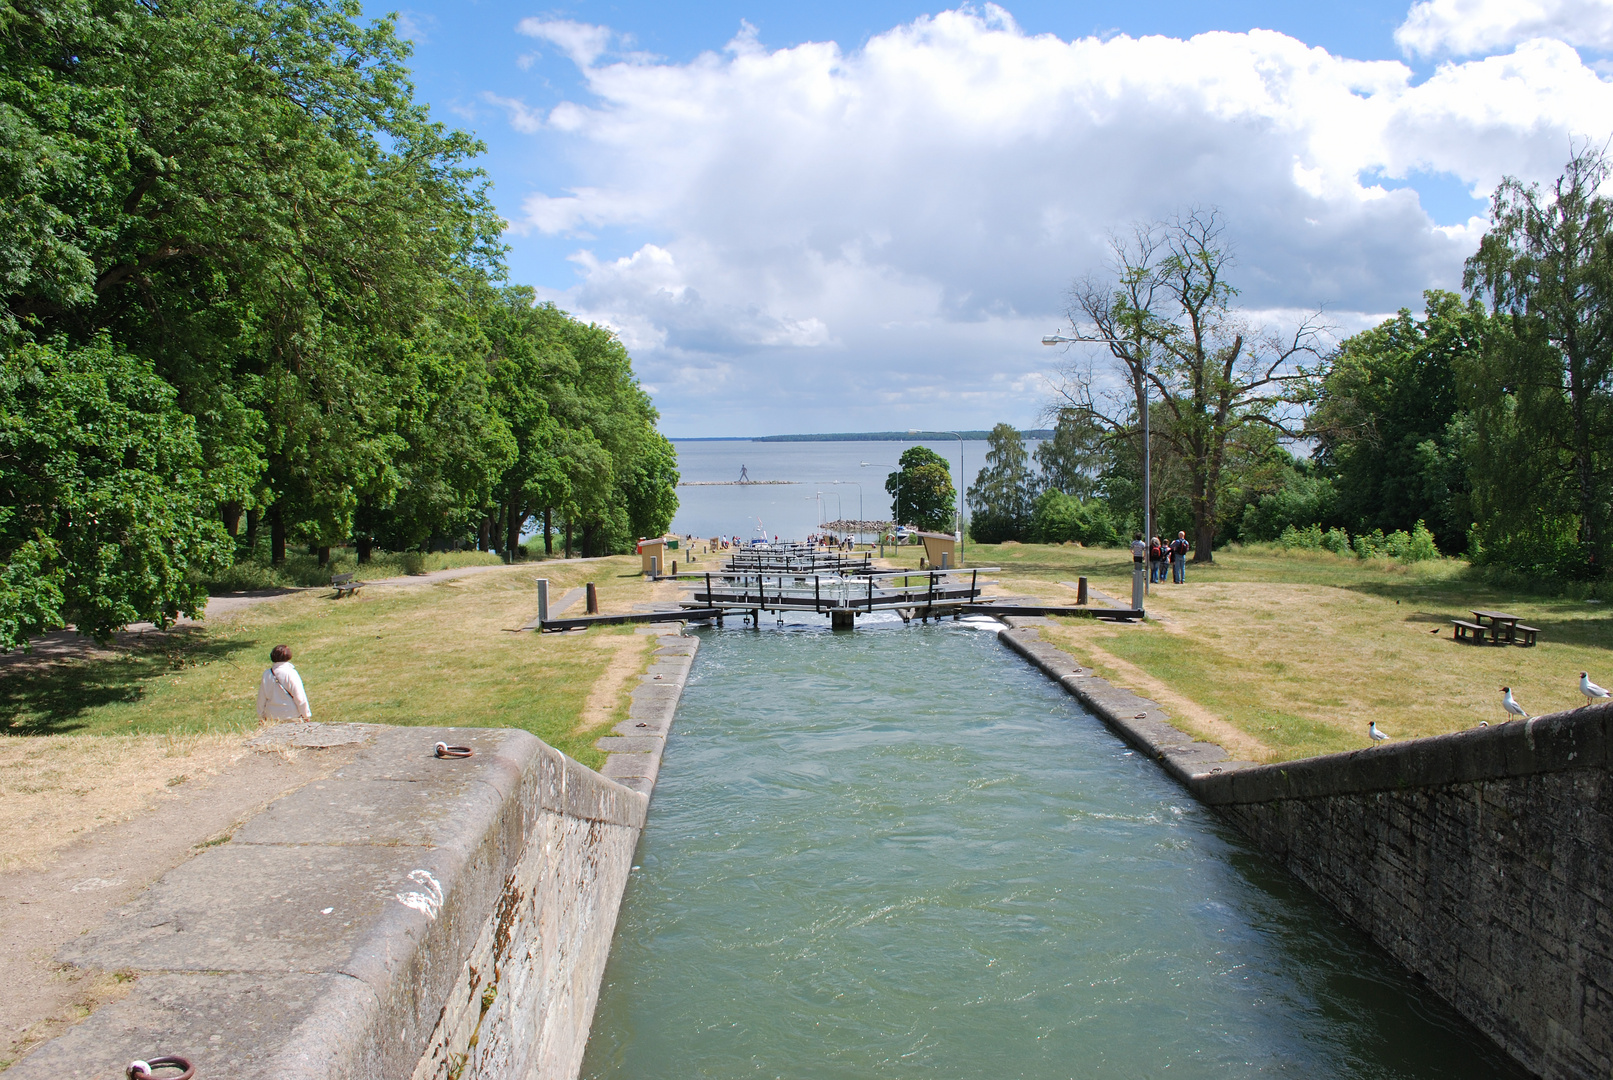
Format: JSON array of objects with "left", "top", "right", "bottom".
[
  {"left": 586, "top": 582, "right": 599, "bottom": 614},
  {"left": 1131, "top": 557, "right": 1145, "bottom": 612},
  {"left": 941, "top": 552, "right": 949, "bottom": 570},
  {"left": 535, "top": 578, "right": 550, "bottom": 625},
  {"left": 671, "top": 560, "right": 677, "bottom": 577},
  {"left": 649, "top": 555, "right": 658, "bottom": 579},
  {"left": 1076, "top": 576, "right": 1088, "bottom": 605}
]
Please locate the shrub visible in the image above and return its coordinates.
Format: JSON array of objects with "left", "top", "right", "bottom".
[
  {"left": 1276, "top": 524, "right": 1324, "bottom": 550},
  {"left": 1029, "top": 491, "right": 1123, "bottom": 546}
]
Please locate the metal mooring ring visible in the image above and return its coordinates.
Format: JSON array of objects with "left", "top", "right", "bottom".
[
  {"left": 434, "top": 742, "right": 474, "bottom": 759},
  {"left": 128, "top": 1056, "right": 195, "bottom": 1080}
]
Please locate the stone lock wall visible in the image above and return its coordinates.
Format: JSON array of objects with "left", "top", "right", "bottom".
[
  {"left": 999, "top": 622, "right": 1612, "bottom": 1080},
  {"left": 1200, "top": 717, "right": 1612, "bottom": 1080}
]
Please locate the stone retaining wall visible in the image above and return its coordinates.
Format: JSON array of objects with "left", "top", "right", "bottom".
[
  {"left": 999, "top": 621, "right": 1611, "bottom": 1080},
  {"left": 12, "top": 630, "right": 700, "bottom": 1080}
]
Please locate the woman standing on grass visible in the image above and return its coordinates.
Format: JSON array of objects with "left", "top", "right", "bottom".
[{"left": 257, "top": 644, "right": 312, "bottom": 722}]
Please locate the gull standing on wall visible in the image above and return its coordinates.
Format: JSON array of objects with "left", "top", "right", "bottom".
[
  {"left": 1501, "top": 687, "right": 1528, "bottom": 722},
  {"left": 1579, "top": 672, "right": 1609, "bottom": 707},
  {"left": 1368, "top": 721, "right": 1390, "bottom": 743}
]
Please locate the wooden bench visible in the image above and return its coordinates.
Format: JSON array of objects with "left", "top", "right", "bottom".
[
  {"left": 1515, "top": 624, "right": 1540, "bottom": 646},
  {"left": 331, "top": 572, "right": 363, "bottom": 598},
  {"left": 1452, "top": 618, "right": 1489, "bottom": 643}
]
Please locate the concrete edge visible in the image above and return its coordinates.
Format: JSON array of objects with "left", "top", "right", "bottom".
[
  {"left": 994, "top": 622, "right": 1253, "bottom": 789},
  {"left": 995, "top": 618, "right": 1613, "bottom": 808},
  {"left": 598, "top": 627, "right": 700, "bottom": 797}
]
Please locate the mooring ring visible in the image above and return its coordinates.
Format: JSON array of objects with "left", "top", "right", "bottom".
[
  {"left": 434, "top": 742, "right": 473, "bottom": 759},
  {"left": 127, "top": 1056, "right": 195, "bottom": 1080}
]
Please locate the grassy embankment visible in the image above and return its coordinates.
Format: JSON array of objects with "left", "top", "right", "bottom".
[
  {"left": 0, "top": 555, "right": 679, "bottom": 872},
  {"left": 884, "top": 540, "right": 1613, "bottom": 763},
  {"left": 2, "top": 556, "right": 667, "bottom": 763}
]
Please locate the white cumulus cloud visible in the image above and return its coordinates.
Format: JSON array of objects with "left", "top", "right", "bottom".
[
  {"left": 1396, "top": 0, "right": 1613, "bottom": 57},
  {"left": 497, "top": 6, "right": 1613, "bottom": 433}
]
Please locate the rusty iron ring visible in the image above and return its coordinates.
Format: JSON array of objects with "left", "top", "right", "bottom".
[
  {"left": 127, "top": 1056, "right": 195, "bottom": 1080},
  {"left": 434, "top": 742, "right": 473, "bottom": 759}
]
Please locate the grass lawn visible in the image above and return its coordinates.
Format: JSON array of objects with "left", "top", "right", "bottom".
[
  {"left": 1, "top": 556, "right": 668, "bottom": 770},
  {"left": 885, "top": 540, "right": 1613, "bottom": 762}
]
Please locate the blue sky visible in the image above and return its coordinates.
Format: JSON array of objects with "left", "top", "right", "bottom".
[{"left": 369, "top": 0, "right": 1613, "bottom": 435}]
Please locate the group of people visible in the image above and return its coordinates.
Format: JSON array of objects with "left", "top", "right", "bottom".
[
  {"left": 1134, "top": 531, "right": 1192, "bottom": 584},
  {"left": 808, "top": 533, "right": 855, "bottom": 550}
]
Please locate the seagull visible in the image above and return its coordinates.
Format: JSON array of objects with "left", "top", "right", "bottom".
[
  {"left": 1580, "top": 672, "right": 1609, "bottom": 708},
  {"left": 1368, "top": 721, "right": 1390, "bottom": 743},
  {"left": 1501, "top": 687, "right": 1529, "bottom": 721}
]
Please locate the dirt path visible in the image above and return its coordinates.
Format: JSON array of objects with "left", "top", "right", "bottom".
[
  {"left": 1041, "top": 628, "right": 1273, "bottom": 763},
  {"left": 1, "top": 559, "right": 626, "bottom": 672},
  {"left": 573, "top": 634, "right": 655, "bottom": 737},
  {"left": 0, "top": 743, "right": 349, "bottom": 1068}
]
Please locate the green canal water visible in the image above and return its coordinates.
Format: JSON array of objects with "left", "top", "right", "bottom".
[{"left": 581, "top": 619, "right": 1525, "bottom": 1079}]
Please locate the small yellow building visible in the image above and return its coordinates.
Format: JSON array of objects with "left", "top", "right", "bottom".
[
  {"left": 914, "top": 531, "right": 959, "bottom": 569},
  {"left": 637, "top": 535, "right": 679, "bottom": 575}
]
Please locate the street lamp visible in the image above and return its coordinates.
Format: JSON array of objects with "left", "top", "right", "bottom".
[
  {"left": 907, "top": 429, "right": 965, "bottom": 560},
  {"left": 1043, "top": 333, "right": 1150, "bottom": 596}
]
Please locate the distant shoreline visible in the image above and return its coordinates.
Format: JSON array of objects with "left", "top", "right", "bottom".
[{"left": 672, "top": 430, "right": 1052, "bottom": 442}]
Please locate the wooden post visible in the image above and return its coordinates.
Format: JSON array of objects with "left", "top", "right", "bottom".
[{"left": 586, "top": 582, "right": 598, "bottom": 614}]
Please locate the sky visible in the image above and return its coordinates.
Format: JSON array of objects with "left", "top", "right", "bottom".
[{"left": 369, "top": 0, "right": 1613, "bottom": 436}]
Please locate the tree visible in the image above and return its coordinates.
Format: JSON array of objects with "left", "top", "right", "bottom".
[
  {"left": 1029, "top": 491, "right": 1122, "bottom": 546},
  {"left": 1307, "top": 290, "right": 1480, "bottom": 552},
  {"left": 1463, "top": 147, "right": 1613, "bottom": 573},
  {"left": 0, "top": 337, "right": 229, "bottom": 648},
  {"left": 1050, "top": 211, "right": 1324, "bottom": 561},
  {"left": 3, "top": 0, "right": 505, "bottom": 563},
  {"left": 885, "top": 446, "right": 956, "bottom": 532},
  {"left": 966, "top": 424, "right": 1037, "bottom": 543},
  {"left": 1035, "top": 409, "right": 1103, "bottom": 499}
]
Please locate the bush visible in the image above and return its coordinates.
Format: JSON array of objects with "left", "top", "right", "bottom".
[
  {"left": 1275, "top": 521, "right": 1439, "bottom": 563},
  {"left": 1237, "top": 475, "right": 1338, "bottom": 542},
  {"left": 1276, "top": 524, "right": 1324, "bottom": 550},
  {"left": 1029, "top": 491, "right": 1123, "bottom": 546}
]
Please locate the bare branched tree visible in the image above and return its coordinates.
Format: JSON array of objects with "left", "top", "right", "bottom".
[{"left": 1047, "top": 210, "right": 1327, "bottom": 560}]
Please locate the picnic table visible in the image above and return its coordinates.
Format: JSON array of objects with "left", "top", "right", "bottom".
[{"left": 1453, "top": 609, "right": 1539, "bottom": 646}]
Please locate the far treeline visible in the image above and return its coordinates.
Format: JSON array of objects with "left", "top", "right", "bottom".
[
  {"left": 952, "top": 149, "right": 1613, "bottom": 581},
  {"left": 0, "top": 0, "right": 678, "bottom": 649}
]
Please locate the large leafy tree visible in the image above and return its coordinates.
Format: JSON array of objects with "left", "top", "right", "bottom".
[
  {"left": 0, "top": 337, "right": 229, "bottom": 648},
  {"left": 1035, "top": 409, "right": 1103, "bottom": 500},
  {"left": 966, "top": 424, "right": 1037, "bottom": 543},
  {"left": 1052, "top": 211, "right": 1324, "bottom": 560},
  {"left": 2, "top": 0, "right": 504, "bottom": 562},
  {"left": 1307, "top": 290, "right": 1480, "bottom": 552},
  {"left": 1462, "top": 147, "right": 1613, "bottom": 574},
  {"left": 886, "top": 446, "right": 956, "bottom": 533}
]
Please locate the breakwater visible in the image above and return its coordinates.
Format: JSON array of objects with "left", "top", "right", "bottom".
[{"left": 1000, "top": 621, "right": 1611, "bottom": 1080}]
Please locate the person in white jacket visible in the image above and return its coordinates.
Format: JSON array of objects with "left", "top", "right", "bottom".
[{"left": 257, "top": 644, "right": 312, "bottom": 721}]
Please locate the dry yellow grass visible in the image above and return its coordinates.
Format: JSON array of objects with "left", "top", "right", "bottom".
[
  {"left": 0, "top": 732, "right": 250, "bottom": 870},
  {"left": 886, "top": 540, "right": 1613, "bottom": 761}
]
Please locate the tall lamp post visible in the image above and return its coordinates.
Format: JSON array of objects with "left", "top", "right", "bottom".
[
  {"left": 907, "top": 429, "right": 966, "bottom": 561},
  {"left": 1042, "top": 333, "right": 1150, "bottom": 596}
]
